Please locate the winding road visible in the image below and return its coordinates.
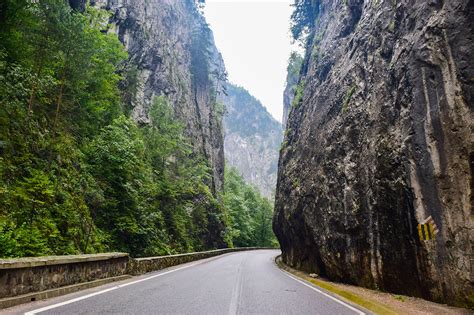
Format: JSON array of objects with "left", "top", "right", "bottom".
[{"left": 7, "top": 250, "right": 365, "bottom": 315}]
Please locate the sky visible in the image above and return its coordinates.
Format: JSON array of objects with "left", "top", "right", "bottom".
[{"left": 204, "top": 0, "right": 298, "bottom": 123}]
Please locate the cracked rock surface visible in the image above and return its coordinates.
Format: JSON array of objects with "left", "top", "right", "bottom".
[
  {"left": 274, "top": 0, "right": 473, "bottom": 307},
  {"left": 93, "top": 0, "right": 226, "bottom": 194}
]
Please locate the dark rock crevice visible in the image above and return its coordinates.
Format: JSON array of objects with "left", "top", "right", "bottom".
[{"left": 68, "top": 0, "right": 85, "bottom": 11}]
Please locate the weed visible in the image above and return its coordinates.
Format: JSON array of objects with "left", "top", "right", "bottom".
[
  {"left": 292, "top": 80, "right": 305, "bottom": 108},
  {"left": 342, "top": 85, "right": 357, "bottom": 113}
]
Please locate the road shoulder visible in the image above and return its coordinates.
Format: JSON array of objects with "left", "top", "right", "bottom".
[{"left": 275, "top": 256, "right": 470, "bottom": 315}]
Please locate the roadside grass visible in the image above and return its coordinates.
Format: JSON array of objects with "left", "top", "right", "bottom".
[{"left": 275, "top": 257, "right": 399, "bottom": 315}]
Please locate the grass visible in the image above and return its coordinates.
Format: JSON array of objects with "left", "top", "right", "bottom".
[
  {"left": 292, "top": 179, "right": 300, "bottom": 189},
  {"left": 388, "top": 20, "right": 395, "bottom": 32},
  {"left": 342, "top": 85, "right": 357, "bottom": 113},
  {"left": 276, "top": 257, "right": 399, "bottom": 315}
]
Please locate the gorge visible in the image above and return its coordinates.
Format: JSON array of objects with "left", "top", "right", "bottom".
[{"left": 0, "top": 0, "right": 472, "bottom": 311}]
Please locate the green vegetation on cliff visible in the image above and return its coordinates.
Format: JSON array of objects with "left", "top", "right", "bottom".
[
  {"left": 290, "top": 0, "right": 320, "bottom": 42},
  {"left": 0, "top": 0, "right": 264, "bottom": 258}
]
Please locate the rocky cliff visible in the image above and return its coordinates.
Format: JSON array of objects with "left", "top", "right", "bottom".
[
  {"left": 282, "top": 52, "right": 303, "bottom": 129},
  {"left": 91, "top": 0, "right": 226, "bottom": 194},
  {"left": 222, "top": 84, "right": 283, "bottom": 199},
  {"left": 274, "top": 0, "right": 473, "bottom": 307}
]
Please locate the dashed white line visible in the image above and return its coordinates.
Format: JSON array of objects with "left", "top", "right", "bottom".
[{"left": 228, "top": 253, "right": 246, "bottom": 315}]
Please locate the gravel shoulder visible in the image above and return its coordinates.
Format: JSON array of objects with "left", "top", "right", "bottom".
[{"left": 276, "top": 256, "right": 472, "bottom": 315}]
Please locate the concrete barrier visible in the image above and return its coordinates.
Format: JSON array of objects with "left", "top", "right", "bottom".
[
  {"left": 0, "top": 247, "right": 272, "bottom": 309},
  {"left": 128, "top": 247, "right": 266, "bottom": 275}
]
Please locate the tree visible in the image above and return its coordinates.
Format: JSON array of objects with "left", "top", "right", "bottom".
[
  {"left": 86, "top": 116, "right": 150, "bottom": 255},
  {"left": 290, "top": 0, "right": 320, "bottom": 43},
  {"left": 223, "top": 167, "right": 278, "bottom": 247},
  {"left": 0, "top": 0, "right": 126, "bottom": 257},
  {"left": 0, "top": 0, "right": 233, "bottom": 258}
]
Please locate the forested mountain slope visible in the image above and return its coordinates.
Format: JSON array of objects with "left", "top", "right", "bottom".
[
  {"left": 222, "top": 84, "right": 283, "bottom": 199},
  {"left": 0, "top": 0, "right": 229, "bottom": 257},
  {"left": 274, "top": 0, "right": 473, "bottom": 307}
]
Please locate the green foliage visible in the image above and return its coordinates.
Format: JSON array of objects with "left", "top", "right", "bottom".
[
  {"left": 190, "top": 22, "right": 212, "bottom": 89},
  {"left": 213, "top": 100, "right": 226, "bottom": 119},
  {"left": 0, "top": 0, "right": 230, "bottom": 258},
  {"left": 342, "top": 85, "right": 357, "bottom": 113},
  {"left": 311, "top": 44, "right": 320, "bottom": 60},
  {"left": 0, "top": 0, "right": 125, "bottom": 257},
  {"left": 284, "top": 52, "right": 303, "bottom": 125},
  {"left": 388, "top": 20, "right": 395, "bottom": 32},
  {"left": 140, "top": 96, "right": 229, "bottom": 253},
  {"left": 292, "top": 80, "right": 306, "bottom": 108},
  {"left": 310, "top": 30, "right": 326, "bottom": 61},
  {"left": 223, "top": 168, "right": 278, "bottom": 248},
  {"left": 86, "top": 115, "right": 151, "bottom": 255},
  {"left": 290, "top": 0, "right": 321, "bottom": 43},
  {"left": 287, "top": 51, "right": 304, "bottom": 77}
]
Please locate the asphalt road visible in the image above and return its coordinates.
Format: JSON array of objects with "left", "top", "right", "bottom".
[{"left": 8, "top": 250, "right": 365, "bottom": 315}]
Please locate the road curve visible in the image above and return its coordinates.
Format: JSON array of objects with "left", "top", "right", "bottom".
[{"left": 8, "top": 250, "right": 365, "bottom": 315}]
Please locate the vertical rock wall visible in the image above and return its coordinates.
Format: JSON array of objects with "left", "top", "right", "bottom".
[
  {"left": 93, "top": 0, "right": 226, "bottom": 194},
  {"left": 274, "top": 0, "right": 473, "bottom": 307},
  {"left": 282, "top": 53, "right": 303, "bottom": 129},
  {"left": 282, "top": 74, "right": 296, "bottom": 129}
]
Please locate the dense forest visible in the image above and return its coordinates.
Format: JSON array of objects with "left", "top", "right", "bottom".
[
  {"left": 223, "top": 168, "right": 277, "bottom": 248},
  {"left": 0, "top": 0, "right": 276, "bottom": 258}
]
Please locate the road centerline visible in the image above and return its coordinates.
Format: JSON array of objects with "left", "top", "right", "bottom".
[{"left": 228, "top": 252, "right": 246, "bottom": 315}]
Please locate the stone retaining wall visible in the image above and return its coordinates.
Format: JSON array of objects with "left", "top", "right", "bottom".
[
  {"left": 0, "top": 253, "right": 129, "bottom": 299},
  {"left": 128, "top": 247, "right": 264, "bottom": 275}
]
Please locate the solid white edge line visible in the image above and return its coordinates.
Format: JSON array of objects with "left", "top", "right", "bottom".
[
  {"left": 24, "top": 262, "right": 202, "bottom": 315},
  {"left": 279, "top": 269, "right": 366, "bottom": 315}
]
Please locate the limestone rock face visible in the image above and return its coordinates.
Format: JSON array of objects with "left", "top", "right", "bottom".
[
  {"left": 222, "top": 84, "right": 283, "bottom": 199},
  {"left": 282, "top": 75, "right": 296, "bottom": 129},
  {"left": 93, "top": 0, "right": 226, "bottom": 194},
  {"left": 282, "top": 53, "right": 303, "bottom": 129},
  {"left": 274, "top": 0, "right": 473, "bottom": 307}
]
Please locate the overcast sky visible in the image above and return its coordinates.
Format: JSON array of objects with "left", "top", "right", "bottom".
[{"left": 204, "top": 0, "right": 298, "bottom": 123}]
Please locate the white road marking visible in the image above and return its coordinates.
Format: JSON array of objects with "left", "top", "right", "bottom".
[
  {"left": 279, "top": 269, "right": 366, "bottom": 315},
  {"left": 24, "top": 262, "right": 202, "bottom": 315},
  {"left": 25, "top": 251, "right": 365, "bottom": 315},
  {"left": 228, "top": 252, "right": 246, "bottom": 315}
]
